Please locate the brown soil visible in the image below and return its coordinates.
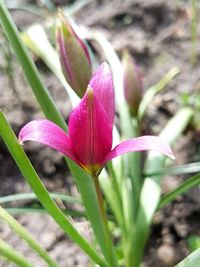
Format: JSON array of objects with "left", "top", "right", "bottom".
[{"left": 0, "top": 0, "right": 200, "bottom": 266}]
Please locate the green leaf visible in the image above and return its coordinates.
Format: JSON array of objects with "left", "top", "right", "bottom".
[
  {"left": 0, "top": 238, "right": 33, "bottom": 267},
  {"left": 188, "top": 235, "right": 200, "bottom": 252},
  {"left": 100, "top": 167, "right": 124, "bottom": 230},
  {"left": 0, "top": 206, "right": 59, "bottom": 267},
  {"left": 21, "top": 24, "right": 79, "bottom": 107},
  {"left": 4, "top": 207, "right": 86, "bottom": 217},
  {"left": 131, "top": 107, "right": 193, "bottom": 267},
  {"left": 144, "top": 162, "right": 200, "bottom": 177},
  {"left": 175, "top": 248, "right": 200, "bottom": 267},
  {"left": 138, "top": 66, "right": 180, "bottom": 121},
  {"left": 0, "top": 192, "right": 82, "bottom": 204},
  {"left": 159, "top": 172, "right": 200, "bottom": 208}
]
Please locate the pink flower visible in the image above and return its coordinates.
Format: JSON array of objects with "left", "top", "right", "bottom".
[
  {"left": 122, "top": 50, "right": 143, "bottom": 117},
  {"left": 19, "top": 63, "right": 175, "bottom": 176},
  {"left": 56, "top": 11, "right": 91, "bottom": 97}
]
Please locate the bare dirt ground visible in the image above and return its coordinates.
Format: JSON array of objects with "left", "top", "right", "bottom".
[{"left": 0, "top": 0, "right": 200, "bottom": 266}]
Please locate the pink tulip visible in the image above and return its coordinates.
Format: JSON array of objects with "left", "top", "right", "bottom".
[
  {"left": 19, "top": 63, "right": 175, "bottom": 176},
  {"left": 122, "top": 50, "right": 143, "bottom": 117},
  {"left": 56, "top": 11, "right": 91, "bottom": 98}
]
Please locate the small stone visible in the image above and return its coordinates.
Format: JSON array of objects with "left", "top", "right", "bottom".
[{"left": 157, "top": 244, "right": 176, "bottom": 265}]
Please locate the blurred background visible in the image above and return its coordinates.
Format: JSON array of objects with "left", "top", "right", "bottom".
[{"left": 0, "top": 0, "right": 200, "bottom": 266}]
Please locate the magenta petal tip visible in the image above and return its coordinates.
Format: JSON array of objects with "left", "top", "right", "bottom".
[
  {"left": 18, "top": 120, "right": 78, "bottom": 163},
  {"left": 104, "top": 135, "right": 175, "bottom": 165}
]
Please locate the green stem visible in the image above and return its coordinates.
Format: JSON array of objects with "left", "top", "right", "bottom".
[
  {"left": 158, "top": 173, "right": 200, "bottom": 209},
  {"left": 90, "top": 28, "right": 140, "bottom": 243},
  {"left": 0, "top": 206, "right": 58, "bottom": 267},
  {"left": 99, "top": 170, "right": 125, "bottom": 234},
  {"left": 0, "top": 238, "right": 33, "bottom": 267},
  {"left": 107, "top": 162, "right": 123, "bottom": 216},
  {"left": 93, "top": 175, "right": 118, "bottom": 267},
  {"left": 0, "top": 110, "right": 108, "bottom": 267},
  {"left": 94, "top": 177, "right": 109, "bottom": 232}
]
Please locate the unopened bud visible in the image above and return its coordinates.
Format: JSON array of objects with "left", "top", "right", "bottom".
[
  {"left": 56, "top": 11, "right": 92, "bottom": 98},
  {"left": 122, "top": 51, "right": 143, "bottom": 117}
]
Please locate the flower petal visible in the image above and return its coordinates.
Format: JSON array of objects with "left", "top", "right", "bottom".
[
  {"left": 69, "top": 88, "right": 112, "bottom": 174},
  {"left": 19, "top": 120, "right": 77, "bottom": 163},
  {"left": 89, "top": 62, "right": 115, "bottom": 126},
  {"left": 122, "top": 50, "right": 143, "bottom": 117},
  {"left": 57, "top": 12, "right": 91, "bottom": 98},
  {"left": 104, "top": 135, "right": 175, "bottom": 164}
]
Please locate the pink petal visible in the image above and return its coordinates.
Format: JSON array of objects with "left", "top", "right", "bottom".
[
  {"left": 56, "top": 12, "right": 91, "bottom": 98},
  {"left": 19, "top": 120, "right": 78, "bottom": 163},
  {"left": 89, "top": 62, "right": 115, "bottom": 126},
  {"left": 104, "top": 135, "right": 175, "bottom": 164},
  {"left": 122, "top": 50, "right": 143, "bottom": 116},
  {"left": 69, "top": 88, "right": 112, "bottom": 173}
]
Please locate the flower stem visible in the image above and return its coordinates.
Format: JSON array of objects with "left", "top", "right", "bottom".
[{"left": 93, "top": 175, "right": 118, "bottom": 267}]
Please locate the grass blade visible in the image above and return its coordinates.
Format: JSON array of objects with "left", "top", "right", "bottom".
[
  {"left": 138, "top": 66, "right": 179, "bottom": 121},
  {"left": 0, "top": 192, "right": 82, "bottom": 204},
  {"left": 144, "top": 162, "right": 200, "bottom": 177},
  {"left": 4, "top": 207, "right": 86, "bottom": 217},
  {"left": 159, "top": 172, "right": 200, "bottom": 208},
  {"left": 0, "top": 238, "right": 33, "bottom": 267},
  {"left": 0, "top": 206, "right": 59, "bottom": 267}
]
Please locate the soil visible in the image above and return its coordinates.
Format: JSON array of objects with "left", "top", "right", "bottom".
[{"left": 0, "top": 0, "right": 200, "bottom": 266}]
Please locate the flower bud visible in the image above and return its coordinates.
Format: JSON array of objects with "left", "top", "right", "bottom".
[
  {"left": 56, "top": 11, "right": 92, "bottom": 98},
  {"left": 122, "top": 51, "right": 143, "bottom": 117}
]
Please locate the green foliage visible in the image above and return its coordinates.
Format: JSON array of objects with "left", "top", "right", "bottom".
[
  {"left": 175, "top": 248, "right": 200, "bottom": 267},
  {"left": 0, "top": 206, "right": 59, "bottom": 267},
  {"left": 0, "top": 1, "right": 199, "bottom": 267},
  {"left": 180, "top": 92, "right": 200, "bottom": 129},
  {"left": 188, "top": 235, "right": 200, "bottom": 252},
  {"left": 0, "top": 238, "right": 34, "bottom": 267}
]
